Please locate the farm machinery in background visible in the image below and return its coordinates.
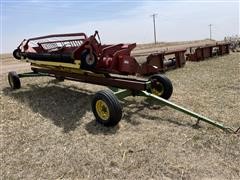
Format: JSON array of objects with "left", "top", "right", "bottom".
[
  {"left": 185, "top": 42, "right": 230, "bottom": 61},
  {"left": 9, "top": 31, "right": 239, "bottom": 133}
]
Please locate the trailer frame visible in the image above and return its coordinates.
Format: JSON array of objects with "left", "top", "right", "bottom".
[{"left": 8, "top": 67, "right": 239, "bottom": 134}]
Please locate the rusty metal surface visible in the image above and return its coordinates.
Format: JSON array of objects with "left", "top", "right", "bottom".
[
  {"left": 144, "top": 49, "right": 186, "bottom": 73},
  {"left": 175, "top": 51, "right": 186, "bottom": 68},
  {"left": 218, "top": 44, "right": 230, "bottom": 55},
  {"left": 186, "top": 43, "right": 230, "bottom": 62},
  {"left": 202, "top": 47, "right": 213, "bottom": 59}
]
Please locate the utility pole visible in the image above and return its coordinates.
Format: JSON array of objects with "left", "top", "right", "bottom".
[
  {"left": 151, "top": 13, "right": 158, "bottom": 44},
  {"left": 209, "top": 24, "right": 213, "bottom": 40}
]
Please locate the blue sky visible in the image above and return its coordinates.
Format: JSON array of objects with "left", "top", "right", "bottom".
[{"left": 1, "top": 0, "right": 239, "bottom": 53}]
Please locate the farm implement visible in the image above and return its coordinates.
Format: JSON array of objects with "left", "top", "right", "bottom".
[
  {"left": 13, "top": 31, "right": 159, "bottom": 76},
  {"left": 186, "top": 42, "right": 230, "bottom": 61},
  {"left": 9, "top": 31, "right": 239, "bottom": 134},
  {"left": 135, "top": 48, "right": 186, "bottom": 72}
]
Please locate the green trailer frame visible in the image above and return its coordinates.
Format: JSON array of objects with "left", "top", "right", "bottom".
[
  {"left": 8, "top": 69, "right": 240, "bottom": 134},
  {"left": 113, "top": 89, "right": 239, "bottom": 133}
]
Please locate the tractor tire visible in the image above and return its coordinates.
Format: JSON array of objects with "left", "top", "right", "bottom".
[
  {"left": 13, "top": 49, "right": 21, "bottom": 60},
  {"left": 149, "top": 74, "right": 173, "bottom": 100},
  {"left": 80, "top": 50, "right": 97, "bottom": 70},
  {"left": 8, "top": 71, "right": 21, "bottom": 89},
  {"left": 92, "top": 89, "right": 122, "bottom": 126}
]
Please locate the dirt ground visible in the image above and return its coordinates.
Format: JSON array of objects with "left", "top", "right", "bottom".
[{"left": 0, "top": 48, "right": 240, "bottom": 179}]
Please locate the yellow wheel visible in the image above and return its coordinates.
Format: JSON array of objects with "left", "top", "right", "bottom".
[
  {"left": 151, "top": 81, "right": 164, "bottom": 97},
  {"left": 149, "top": 74, "right": 173, "bottom": 100},
  {"left": 95, "top": 100, "right": 110, "bottom": 121},
  {"left": 92, "top": 90, "right": 122, "bottom": 126}
]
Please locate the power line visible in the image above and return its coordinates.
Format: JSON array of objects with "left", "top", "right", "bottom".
[
  {"left": 209, "top": 24, "right": 213, "bottom": 40},
  {"left": 151, "top": 13, "right": 158, "bottom": 44}
]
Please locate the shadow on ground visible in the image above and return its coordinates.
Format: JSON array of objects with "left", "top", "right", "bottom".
[
  {"left": 3, "top": 82, "right": 94, "bottom": 133},
  {"left": 122, "top": 99, "right": 196, "bottom": 128},
  {"left": 85, "top": 120, "right": 120, "bottom": 135},
  {"left": 3, "top": 80, "right": 195, "bottom": 134}
]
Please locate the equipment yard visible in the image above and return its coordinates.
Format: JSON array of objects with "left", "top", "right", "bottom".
[{"left": 1, "top": 46, "right": 240, "bottom": 179}]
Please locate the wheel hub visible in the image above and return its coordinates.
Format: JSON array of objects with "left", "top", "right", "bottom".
[
  {"left": 85, "top": 54, "right": 95, "bottom": 65},
  {"left": 151, "top": 81, "right": 164, "bottom": 96},
  {"left": 95, "top": 100, "right": 110, "bottom": 120}
]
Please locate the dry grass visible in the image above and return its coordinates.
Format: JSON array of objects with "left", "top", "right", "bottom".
[
  {"left": 0, "top": 52, "right": 240, "bottom": 179},
  {"left": 0, "top": 54, "right": 30, "bottom": 75}
]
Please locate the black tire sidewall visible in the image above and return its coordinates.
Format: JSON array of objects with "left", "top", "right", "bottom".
[
  {"left": 8, "top": 71, "right": 21, "bottom": 89},
  {"left": 80, "top": 50, "right": 97, "bottom": 69},
  {"left": 13, "top": 49, "right": 21, "bottom": 60},
  {"left": 149, "top": 74, "right": 173, "bottom": 100},
  {"left": 92, "top": 90, "right": 122, "bottom": 126}
]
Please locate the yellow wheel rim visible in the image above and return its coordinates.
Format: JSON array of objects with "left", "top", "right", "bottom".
[
  {"left": 95, "top": 100, "right": 110, "bottom": 121},
  {"left": 152, "top": 82, "right": 164, "bottom": 96}
]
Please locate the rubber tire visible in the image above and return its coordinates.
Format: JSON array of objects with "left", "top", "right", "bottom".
[
  {"left": 80, "top": 50, "right": 97, "bottom": 70},
  {"left": 149, "top": 74, "right": 173, "bottom": 100},
  {"left": 8, "top": 71, "right": 21, "bottom": 89},
  {"left": 92, "top": 90, "right": 122, "bottom": 126},
  {"left": 13, "top": 49, "right": 21, "bottom": 60}
]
